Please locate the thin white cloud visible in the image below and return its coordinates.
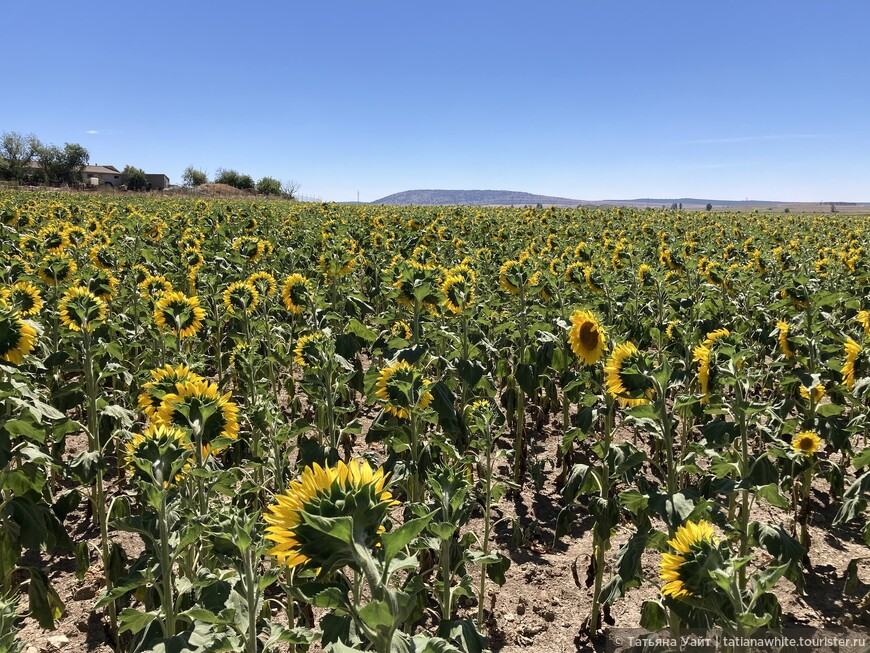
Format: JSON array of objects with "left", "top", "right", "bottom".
[
  {"left": 85, "top": 130, "right": 99, "bottom": 135},
  {"left": 679, "top": 134, "right": 832, "bottom": 145}
]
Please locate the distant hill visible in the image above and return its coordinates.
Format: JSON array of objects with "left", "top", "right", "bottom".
[{"left": 371, "top": 189, "right": 587, "bottom": 207}]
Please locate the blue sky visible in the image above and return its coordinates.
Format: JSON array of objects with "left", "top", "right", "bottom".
[{"left": 4, "top": 1, "right": 868, "bottom": 202}]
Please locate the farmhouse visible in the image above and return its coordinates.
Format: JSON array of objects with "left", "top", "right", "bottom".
[{"left": 83, "top": 165, "right": 123, "bottom": 187}]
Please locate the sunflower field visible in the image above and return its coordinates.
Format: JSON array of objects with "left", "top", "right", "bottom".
[{"left": 0, "top": 190, "right": 869, "bottom": 652}]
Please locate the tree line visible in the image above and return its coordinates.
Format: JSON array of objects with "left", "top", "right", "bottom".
[{"left": 182, "top": 166, "right": 299, "bottom": 198}]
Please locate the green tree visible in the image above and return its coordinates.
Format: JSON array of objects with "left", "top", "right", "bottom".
[
  {"left": 36, "top": 142, "right": 89, "bottom": 184},
  {"left": 0, "top": 131, "right": 41, "bottom": 182},
  {"left": 123, "top": 165, "right": 148, "bottom": 191},
  {"left": 706, "top": 203, "right": 713, "bottom": 211},
  {"left": 237, "top": 174, "right": 254, "bottom": 190},
  {"left": 214, "top": 168, "right": 241, "bottom": 187},
  {"left": 182, "top": 166, "right": 208, "bottom": 187},
  {"left": 256, "top": 176, "right": 282, "bottom": 196}
]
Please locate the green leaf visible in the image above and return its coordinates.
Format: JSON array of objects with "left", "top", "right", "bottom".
[
  {"left": 118, "top": 608, "right": 159, "bottom": 634},
  {"left": 754, "top": 483, "right": 790, "bottom": 509},
  {"left": 347, "top": 318, "right": 378, "bottom": 343},
  {"left": 359, "top": 599, "right": 394, "bottom": 633},
  {"left": 619, "top": 490, "right": 649, "bottom": 514},
  {"left": 26, "top": 567, "right": 65, "bottom": 628},
  {"left": 483, "top": 552, "right": 510, "bottom": 586},
  {"left": 3, "top": 415, "right": 45, "bottom": 442},
  {"left": 437, "top": 619, "right": 486, "bottom": 653},
  {"left": 639, "top": 599, "right": 668, "bottom": 630},
  {"left": 816, "top": 403, "right": 845, "bottom": 417},
  {"left": 381, "top": 512, "right": 434, "bottom": 562},
  {"left": 853, "top": 447, "right": 870, "bottom": 470}
]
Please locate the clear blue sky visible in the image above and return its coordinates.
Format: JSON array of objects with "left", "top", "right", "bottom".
[{"left": 5, "top": 1, "right": 869, "bottom": 202}]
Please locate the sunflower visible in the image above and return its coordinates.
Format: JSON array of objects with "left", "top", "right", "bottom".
[
  {"left": 799, "top": 383, "right": 825, "bottom": 403},
  {"left": 441, "top": 265, "right": 476, "bottom": 314},
  {"left": 59, "top": 286, "right": 107, "bottom": 332},
  {"left": 248, "top": 271, "right": 277, "bottom": 298},
  {"left": 776, "top": 320, "right": 793, "bottom": 359},
  {"left": 375, "top": 359, "right": 433, "bottom": 419},
  {"left": 264, "top": 459, "right": 396, "bottom": 570},
  {"left": 390, "top": 320, "right": 412, "bottom": 341},
  {"left": 702, "top": 328, "right": 730, "bottom": 349},
  {"left": 6, "top": 281, "right": 43, "bottom": 317},
  {"left": 154, "top": 291, "right": 206, "bottom": 339},
  {"left": 222, "top": 281, "right": 260, "bottom": 316},
  {"left": 138, "top": 275, "right": 174, "bottom": 301},
  {"left": 231, "top": 236, "right": 262, "bottom": 261},
  {"left": 659, "top": 520, "right": 719, "bottom": 600},
  {"left": 568, "top": 309, "right": 607, "bottom": 365},
  {"left": 182, "top": 246, "right": 204, "bottom": 272},
  {"left": 282, "top": 274, "right": 311, "bottom": 315},
  {"left": 584, "top": 265, "right": 605, "bottom": 294},
  {"left": 499, "top": 256, "right": 531, "bottom": 295},
  {"left": 138, "top": 364, "right": 202, "bottom": 420},
  {"left": 564, "top": 262, "right": 585, "bottom": 287},
  {"left": 604, "top": 342, "right": 654, "bottom": 407},
  {"left": 81, "top": 269, "right": 120, "bottom": 301},
  {"left": 37, "top": 224, "right": 70, "bottom": 254},
  {"left": 693, "top": 345, "right": 713, "bottom": 402},
  {"left": 36, "top": 253, "right": 77, "bottom": 286},
  {"left": 89, "top": 244, "right": 119, "bottom": 271},
  {"left": 156, "top": 378, "right": 239, "bottom": 457},
  {"left": 792, "top": 430, "right": 823, "bottom": 456},
  {"left": 124, "top": 424, "right": 193, "bottom": 488},
  {"left": 294, "top": 332, "right": 328, "bottom": 368},
  {"left": 0, "top": 308, "right": 37, "bottom": 365},
  {"left": 858, "top": 311, "right": 870, "bottom": 338},
  {"left": 637, "top": 263, "right": 654, "bottom": 286},
  {"left": 842, "top": 338, "right": 862, "bottom": 391}
]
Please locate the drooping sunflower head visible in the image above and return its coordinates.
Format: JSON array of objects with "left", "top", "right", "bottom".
[
  {"left": 182, "top": 246, "right": 204, "bottom": 271},
  {"left": 80, "top": 268, "right": 120, "bottom": 301},
  {"left": 390, "top": 320, "right": 412, "bottom": 342},
  {"left": 294, "top": 331, "right": 329, "bottom": 369},
  {"left": 89, "top": 243, "right": 119, "bottom": 271},
  {"left": 139, "top": 275, "right": 174, "bottom": 302},
  {"left": 0, "top": 307, "right": 37, "bottom": 366},
  {"left": 222, "top": 281, "right": 260, "bottom": 316},
  {"left": 153, "top": 291, "right": 206, "bottom": 339},
  {"left": 156, "top": 378, "right": 239, "bottom": 457},
  {"left": 842, "top": 338, "right": 865, "bottom": 391},
  {"left": 799, "top": 383, "right": 825, "bottom": 403},
  {"left": 637, "top": 263, "right": 655, "bottom": 286},
  {"left": 125, "top": 424, "right": 193, "bottom": 488},
  {"left": 441, "top": 265, "right": 476, "bottom": 314},
  {"left": 375, "top": 359, "right": 433, "bottom": 419},
  {"left": 138, "top": 363, "right": 202, "bottom": 420},
  {"left": 659, "top": 520, "right": 723, "bottom": 600},
  {"left": 584, "top": 265, "right": 605, "bottom": 294},
  {"left": 248, "top": 271, "right": 277, "bottom": 298},
  {"left": 792, "top": 430, "right": 823, "bottom": 456},
  {"left": 264, "top": 459, "right": 396, "bottom": 571},
  {"left": 37, "top": 224, "right": 70, "bottom": 254},
  {"left": 6, "top": 281, "right": 43, "bottom": 317},
  {"left": 776, "top": 320, "right": 793, "bottom": 359},
  {"left": 604, "top": 342, "right": 655, "bottom": 407},
  {"left": 567, "top": 309, "right": 607, "bottom": 365},
  {"left": 282, "top": 274, "right": 311, "bottom": 315},
  {"left": 858, "top": 311, "right": 870, "bottom": 339},
  {"left": 36, "top": 253, "right": 77, "bottom": 286},
  {"left": 59, "top": 286, "right": 107, "bottom": 333},
  {"left": 499, "top": 256, "right": 533, "bottom": 295}
]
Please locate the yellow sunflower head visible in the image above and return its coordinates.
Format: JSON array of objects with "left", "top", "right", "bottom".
[
  {"left": 842, "top": 338, "right": 864, "bottom": 391},
  {"left": 89, "top": 243, "right": 119, "bottom": 271},
  {"left": 155, "top": 378, "right": 239, "bottom": 458},
  {"left": 799, "top": 383, "right": 825, "bottom": 403},
  {"left": 567, "top": 309, "right": 607, "bottom": 365},
  {"left": 248, "top": 271, "right": 277, "bottom": 298},
  {"left": 584, "top": 265, "right": 605, "bottom": 294},
  {"left": 0, "top": 307, "right": 37, "bottom": 366},
  {"left": 375, "top": 359, "right": 433, "bottom": 419},
  {"left": 390, "top": 320, "right": 412, "bottom": 341},
  {"left": 137, "top": 364, "right": 202, "bottom": 420},
  {"left": 776, "top": 320, "right": 793, "bottom": 359},
  {"left": 441, "top": 265, "right": 476, "bottom": 314},
  {"left": 125, "top": 424, "right": 193, "bottom": 488},
  {"left": 6, "top": 281, "right": 43, "bottom": 317},
  {"left": 604, "top": 342, "right": 655, "bottom": 407},
  {"left": 37, "top": 253, "right": 77, "bottom": 286},
  {"left": 294, "top": 331, "right": 329, "bottom": 369},
  {"left": 38, "top": 224, "right": 70, "bottom": 254},
  {"left": 791, "top": 430, "right": 823, "bottom": 456},
  {"left": 857, "top": 311, "right": 870, "bottom": 339},
  {"left": 81, "top": 268, "right": 120, "bottom": 301},
  {"left": 222, "top": 281, "right": 260, "bottom": 316},
  {"left": 138, "top": 275, "right": 174, "bottom": 302},
  {"left": 282, "top": 274, "right": 312, "bottom": 315},
  {"left": 153, "top": 291, "right": 206, "bottom": 339},
  {"left": 659, "top": 520, "right": 722, "bottom": 600},
  {"left": 264, "top": 459, "right": 396, "bottom": 571},
  {"left": 59, "top": 286, "right": 107, "bottom": 333}
]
